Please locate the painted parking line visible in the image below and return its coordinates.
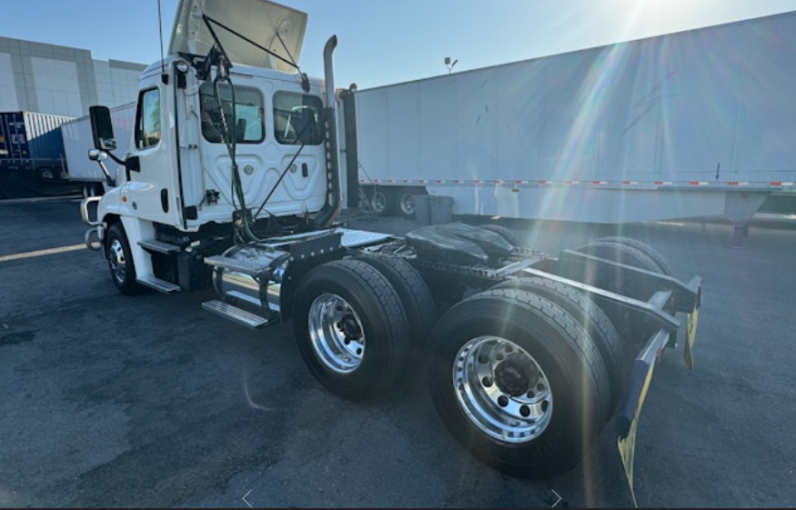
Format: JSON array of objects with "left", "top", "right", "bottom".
[
  {"left": 0, "top": 244, "right": 86, "bottom": 263},
  {"left": 0, "top": 195, "right": 81, "bottom": 205}
]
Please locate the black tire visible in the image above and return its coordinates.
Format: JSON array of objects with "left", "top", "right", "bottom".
[
  {"left": 428, "top": 288, "right": 610, "bottom": 478},
  {"left": 37, "top": 167, "right": 55, "bottom": 180},
  {"left": 397, "top": 188, "right": 422, "bottom": 219},
  {"left": 481, "top": 224, "right": 523, "bottom": 247},
  {"left": 369, "top": 188, "right": 393, "bottom": 216},
  {"left": 575, "top": 240, "right": 659, "bottom": 274},
  {"left": 574, "top": 241, "right": 663, "bottom": 349},
  {"left": 293, "top": 260, "right": 411, "bottom": 400},
  {"left": 354, "top": 255, "right": 436, "bottom": 345},
  {"left": 594, "top": 237, "right": 673, "bottom": 276},
  {"left": 105, "top": 223, "right": 140, "bottom": 295},
  {"left": 493, "top": 277, "right": 625, "bottom": 415}
]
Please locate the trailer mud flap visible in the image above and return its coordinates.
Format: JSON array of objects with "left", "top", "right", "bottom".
[{"left": 616, "top": 329, "right": 669, "bottom": 508}]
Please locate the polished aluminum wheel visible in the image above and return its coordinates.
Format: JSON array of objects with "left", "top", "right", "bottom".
[
  {"left": 308, "top": 293, "right": 366, "bottom": 374},
  {"left": 108, "top": 239, "right": 127, "bottom": 284},
  {"left": 453, "top": 336, "right": 553, "bottom": 443}
]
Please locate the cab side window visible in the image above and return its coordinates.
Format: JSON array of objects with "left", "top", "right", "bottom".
[
  {"left": 200, "top": 83, "right": 265, "bottom": 144},
  {"left": 273, "top": 92, "right": 323, "bottom": 146},
  {"left": 136, "top": 88, "right": 161, "bottom": 150}
]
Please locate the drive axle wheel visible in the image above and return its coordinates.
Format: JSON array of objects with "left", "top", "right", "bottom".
[
  {"left": 493, "top": 276, "right": 625, "bottom": 416},
  {"left": 308, "top": 293, "right": 367, "bottom": 374},
  {"left": 481, "top": 224, "right": 523, "bottom": 248},
  {"left": 454, "top": 336, "right": 554, "bottom": 444},
  {"left": 293, "top": 260, "right": 410, "bottom": 400},
  {"left": 593, "top": 237, "right": 673, "bottom": 276},
  {"left": 428, "top": 288, "right": 610, "bottom": 478}
]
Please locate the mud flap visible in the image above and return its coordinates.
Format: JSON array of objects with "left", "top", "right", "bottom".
[
  {"left": 616, "top": 330, "right": 670, "bottom": 508},
  {"left": 684, "top": 289, "right": 701, "bottom": 370}
]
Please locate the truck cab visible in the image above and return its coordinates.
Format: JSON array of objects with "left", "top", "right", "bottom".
[
  {"left": 93, "top": 0, "right": 332, "bottom": 234},
  {"left": 100, "top": 58, "right": 329, "bottom": 230}
]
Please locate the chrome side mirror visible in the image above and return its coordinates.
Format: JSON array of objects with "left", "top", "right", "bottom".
[{"left": 88, "top": 149, "right": 108, "bottom": 162}]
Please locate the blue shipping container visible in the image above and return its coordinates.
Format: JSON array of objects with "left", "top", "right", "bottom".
[{"left": 0, "top": 111, "right": 73, "bottom": 163}]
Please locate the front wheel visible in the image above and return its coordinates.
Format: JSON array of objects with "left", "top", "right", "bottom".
[
  {"left": 105, "top": 223, "right": 140, "bottom": 295},
  {"left": 428, "top": 288, "right": 610, "bottom": 478},
  {"left": 293, "top": 260, "right": 411, "bottom": 400}
]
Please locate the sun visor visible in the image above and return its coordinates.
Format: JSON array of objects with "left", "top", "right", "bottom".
[{"left": 169, "top": 0, "right": 307, "bottom": 73}]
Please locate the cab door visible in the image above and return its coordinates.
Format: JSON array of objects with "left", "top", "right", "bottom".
[{"left": 123, "top": 77, "right": 183, "bottom": 227}]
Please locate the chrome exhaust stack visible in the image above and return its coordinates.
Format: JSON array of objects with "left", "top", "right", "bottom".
[{"left": 313, "top": 35, "right": 341, "bottom": 229}]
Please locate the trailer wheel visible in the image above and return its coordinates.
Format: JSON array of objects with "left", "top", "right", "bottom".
[
  {"left": 481, "top": 224, "right": 523, "bottom": 247},
  {"left": 428, "top": 288, "right": 610, "bottom": 478},
  {"left": 593, "top": 237, "right": 673, "bottom": 276},
  {"left": 37, "top": 167, "right": 55, "bottom": 180},
  {"left": 354, "top": 255, "right": 436, "bottom": 346},
  {"left": 493, "top": 277, "right": 625, "bottom": 415},
  {"left": 368, "top": 188, "right": 393, "bottom": 216},
  {"left": 105, "top": 224, "right": 140, "bottom": 295},
  {"left": 293, "top": 260, "right": 410, "bottom": 400},
  {"left": 397, "top": 188, "right": 421, "bottom": 218}
]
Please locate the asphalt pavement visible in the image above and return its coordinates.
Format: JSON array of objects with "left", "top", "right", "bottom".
[{"left": 1, "top": 197, "right": 794, "bottom": 508}]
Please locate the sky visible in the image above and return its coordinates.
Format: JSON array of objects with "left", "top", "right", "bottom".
[{"left": 1, "top": 0, "right": 796, "bottom": 90}]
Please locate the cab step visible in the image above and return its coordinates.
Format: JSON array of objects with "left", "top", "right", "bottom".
[
  {"left": 202, "top": 300, "right": 270, "bottom": 329},
  {"left": 137, "top": 275, "right": 181, "bottom": 294},
  {"left": 139, "top": 240, "right": 182, "bottom": 254},
  {"left": 204, "top": 256, "right": 270, "bottom": 276}
]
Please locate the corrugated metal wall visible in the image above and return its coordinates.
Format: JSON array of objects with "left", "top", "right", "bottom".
[{"left": 0, "top": 36, "right": 146, "bottom": 117}]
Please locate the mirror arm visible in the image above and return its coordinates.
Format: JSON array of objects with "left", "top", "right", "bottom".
[
  {"left": 106, "top": 151, "right": 126, "bottom": 166},
  {"left": 97, "top": 160, "right": 117, "bottom": 187}
]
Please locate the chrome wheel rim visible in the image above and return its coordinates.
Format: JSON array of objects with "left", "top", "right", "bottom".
[
  {"left": 453, "top": 336, "right": 553, "bottom": 443},
  {"left": 308, "top": 294, "right": 366, "bottom": 374},
  {"left": 108, "top": 239, "right": 127, "bottom": 284},
  {"left": 399, "top": 193, "right": 415, "bottom": 216}
]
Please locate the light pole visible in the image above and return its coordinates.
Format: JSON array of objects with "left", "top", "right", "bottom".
[{"left": 445, "top": 57, "right": 459, "bottom": 74}]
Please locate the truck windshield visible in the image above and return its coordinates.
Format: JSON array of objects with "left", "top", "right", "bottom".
[{"left": 199, "top": 82, "right": 264, "bottom": 144}]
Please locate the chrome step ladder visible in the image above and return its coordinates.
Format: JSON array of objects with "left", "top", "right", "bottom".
[
  {"left": 137, "top": 275, "right": 181, "bottom": 294},
  {"left": 139, "top": 240, "right": 182, "bottom": 254},
  {"left": 202, "top": 300, "right": 270, "bottom": 330}
]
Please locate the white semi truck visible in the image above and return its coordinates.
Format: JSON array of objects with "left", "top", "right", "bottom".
[
  {"left": 81, "top": 0, "right": 703, "bottom": 496},
  {"left": 349, "top": 10, "right": 796, "bottom": 242}
]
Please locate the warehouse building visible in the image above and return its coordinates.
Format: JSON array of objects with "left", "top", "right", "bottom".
[{"left": 0, "top": 36, "right": 146, "bottom": 117}]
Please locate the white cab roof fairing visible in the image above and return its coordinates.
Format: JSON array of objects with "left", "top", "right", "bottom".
[{"left": 169, "top": 0, "right": 307, "bottom": 73}]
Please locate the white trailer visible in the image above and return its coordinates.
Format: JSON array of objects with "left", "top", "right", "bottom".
[
  {"left": 80, "top": 0, "right": 704, "bottom": 498},
  {"left": 347, "top": 11, "right": 796, "bottom": 236},
  {"left": 61, "top": 102, "right": 136, "bottom": 197}
]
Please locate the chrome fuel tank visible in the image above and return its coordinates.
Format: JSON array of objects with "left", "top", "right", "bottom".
[{"left": 212, "top": 245, "right": 289, "bottom": 315}]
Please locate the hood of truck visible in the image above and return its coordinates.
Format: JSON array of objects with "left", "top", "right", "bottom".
[{"left": 169, "top": 0, "right": 307, "bottom": 73}]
